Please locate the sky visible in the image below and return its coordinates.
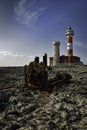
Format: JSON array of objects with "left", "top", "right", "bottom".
[{"left": 0, "top": 0, "right": 87, "bottom": 66}]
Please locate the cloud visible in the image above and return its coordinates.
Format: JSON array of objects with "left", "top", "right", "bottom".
[
  {"left": 74, "top": 41, "right": 87, "bottom": 49},
  {"left": 28, "top": 55, "right": 34, "bottom": 59},
  {"left": 14, "top": 0, "right": 50, "bottom": 26},
  {"left": 0, "top": 51, "right": 12, "bottom": 56},
  {"left": 0, "top": 51, "right": 24, "bottom": 57},
  {"left": 0, "top": 51, "right": 34, "bottom": 66},
  {"left": 81, "top": 57, "right": 87, "bottom": 65}
]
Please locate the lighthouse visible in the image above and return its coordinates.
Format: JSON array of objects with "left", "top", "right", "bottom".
[
  {"left": 65, "top": 27, "right": 74, "bottom": 64},
  {"left": 53, "top": 41, "right": 60, "bottom": 66}
]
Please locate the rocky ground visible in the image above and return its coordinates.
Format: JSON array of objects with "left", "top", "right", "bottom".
[{"left": 0, "top": 65, "right": 87, "bottom": 130}]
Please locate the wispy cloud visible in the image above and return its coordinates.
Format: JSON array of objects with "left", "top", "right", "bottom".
[
  {"left": 28, "top": 55, "right": 34, "bottom": 59},
  {"left": 81, "top": 57, "right": 87, "bottom": 65},
  {"left": 74, "top": 41, "right": 87, "bottom": 49},
  {"left": 0, "top": 51, "right": 34, "bottom": 66},
  {"left": 0, "top": 51, "right": 12, "bottom": 56},
  {"left": 0, "top": 51, "right": 25, "bottom": 57},
  {"left": 14, "top": 0, "right": 50, "bottom": 26}
]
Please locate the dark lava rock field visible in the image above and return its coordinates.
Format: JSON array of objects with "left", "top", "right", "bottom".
[{"left": 0, "top": 65, "right": 87, "bottom": 130}]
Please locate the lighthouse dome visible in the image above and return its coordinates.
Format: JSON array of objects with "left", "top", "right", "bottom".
[{"left": 65, "top": 26, "right": 74, "bottom": 36}]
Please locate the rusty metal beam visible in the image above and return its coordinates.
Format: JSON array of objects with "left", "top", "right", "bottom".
[{"left": 48, "top": 73, "right": 72, "bottom": 87}]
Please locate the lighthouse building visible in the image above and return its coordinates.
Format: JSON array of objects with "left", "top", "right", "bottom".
[{"left": 49, "top": 26, "right": 81, "bottom": 66}]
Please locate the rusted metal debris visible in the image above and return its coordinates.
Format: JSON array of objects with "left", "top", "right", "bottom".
[
  {"left": 25, "top": 61, "right": 72, "bottom": 90},
  {"left": 25, "top": 61, "right": 48, "bottom": 90},
  {"left": 48, "top": 72, "right": 72, "bottom": 87}
]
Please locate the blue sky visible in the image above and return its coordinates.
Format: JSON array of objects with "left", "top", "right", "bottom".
[{"left": 0, "top": 0, "right": 87, "bottom": 66}]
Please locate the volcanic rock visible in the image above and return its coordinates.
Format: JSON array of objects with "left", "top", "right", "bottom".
[{"left": 0, "top": 65, "right": 87, "bottom": 130}]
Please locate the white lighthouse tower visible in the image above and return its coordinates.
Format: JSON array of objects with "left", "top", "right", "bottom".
[{"left": 53, "top": 41, "right": 60, "bottom": 66}]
